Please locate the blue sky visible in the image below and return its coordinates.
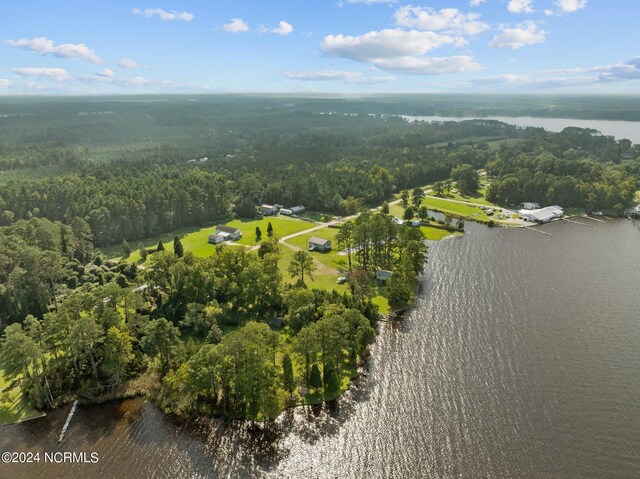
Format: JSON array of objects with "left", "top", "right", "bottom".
[{"left": 1, "top": 0, "right": 639, "bottom": 94}]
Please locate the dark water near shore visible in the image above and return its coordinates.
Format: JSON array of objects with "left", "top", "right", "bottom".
[{"left": 2, "top": 219, "right": 639, "bottom": 479}]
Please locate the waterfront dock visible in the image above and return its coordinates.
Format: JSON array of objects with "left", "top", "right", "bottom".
[{"left": 58, "top": 400, "right": 78, "bottom": 443}]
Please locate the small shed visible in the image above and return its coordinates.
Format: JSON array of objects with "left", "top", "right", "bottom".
[
  {"left": 261, "top": 204, "right": 278, "bottom": 216},
  {"left": 308, "top": 236, "right": 332, "bottom": 252}
]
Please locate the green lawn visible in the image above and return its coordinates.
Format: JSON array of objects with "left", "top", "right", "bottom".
[
  {"left": 0, "top": 353, "right": 44, "bottom": 426},
  {"left": 283, "top": 227, "right": 346, "bottom": 271},
  {"left": 281, "top": 227, "right": 393, "bottom": 314},
  {"left": 117, "top": 216, "right": 318, "bottom": 263},
  {"left": 388, "top": 204, "right": 463, "bottom": 240},
  {"left": 278, "top": 242, "right": 350, "bottom": 295},
  {"left": 226, "top": 217, "right": 318, "bottom": 247},
  {"left": 421, "top": 196, "right": 486, "bottom": 216}
]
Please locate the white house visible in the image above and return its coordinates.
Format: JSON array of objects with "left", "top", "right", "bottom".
[
  {"left": 518, "top": 206, "right": 564, "bottom": 223},
  {"left": 209, "top": 225, "right": 242, "bottom": 244},
  {"left": 260, "top": 204, "right": 278, "bottom": 216},
  {"left": 308, "top": 236, "right": 332, "bottom": 252},
  {"left": 208, "top": 234, "right": 225, "bottom": 244},
  {"left": 290, "top": 205, "right": 305, "bottom": 214},
  {"left": 280, "top": 208, "right": 293, "bottom": 216}
]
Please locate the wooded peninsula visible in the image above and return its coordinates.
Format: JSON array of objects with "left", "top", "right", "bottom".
[{"left": 1, "top": 96, "right": 638, "bottom": 424}]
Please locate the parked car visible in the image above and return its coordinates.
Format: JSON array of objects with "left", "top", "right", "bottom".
[{"left": 337, "top": 276, "right": 347, "bottom": 284}]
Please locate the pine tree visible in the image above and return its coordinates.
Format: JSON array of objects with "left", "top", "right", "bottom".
[
  {"left": 282, "top": 353, "right": 295, "bottom": 395},
  {"left": 157, "top": 240, "right": 165, "bottom": 252},
  {"left": 381, "top": 201, "right": 390, "bottom": 215},
  {"left": 255, "top": 226, "right": 262, "bottom": 241},
  {"left": 138, "top": 242, "right": 148, "bottom": 260},
  {"left": 324, "top": 368, "right": 340, "bottom": 395},
  {"left": 309, "top": 363, "right": 322, "bottom": 389},
  {"left": 403, "top": 206, "right": 415, "bottom": 221},
  {"left": 267, "top": 222, "right": 274, "bottom": 237},
  {"left": 173, "top": 236, "right": 184, "bottom": 257},
  {"left": 122, "top": 239, "right": 132, "bottom": 256}
]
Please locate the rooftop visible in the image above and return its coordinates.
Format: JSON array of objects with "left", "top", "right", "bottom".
[
  {"left": 216, "top": 225, "right": 240, "bottom": 234},
  {"left": 309, "top": 236, "right": 330, "bottom": 245}
]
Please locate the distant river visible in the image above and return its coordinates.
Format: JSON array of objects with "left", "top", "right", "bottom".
[
  {"left": 2, "top": 220, "right": 640, "bottom": 478},
  {"left": 402, "top": 115, "right": 640, "bottom": 144}
]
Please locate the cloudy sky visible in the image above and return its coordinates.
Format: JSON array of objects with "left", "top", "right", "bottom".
[{"left": 1, "top": 0, "right": 638, "bottom": 94}]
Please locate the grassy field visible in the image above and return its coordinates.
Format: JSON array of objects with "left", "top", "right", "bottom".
[
  {"left": 0, "top": 353, "right": 44, "bottom": 425},
  {"left": 226, "top": 217, "right": 317, "bottom": 247},
  {"left": 115, "top": 216, "right": 318, "bottom": 262},
  {"left": 388, "top": 203, "right": 464, "bottom": 240},
  {"left": 281, "top": 227, "right": 396, "bottom": 313}
]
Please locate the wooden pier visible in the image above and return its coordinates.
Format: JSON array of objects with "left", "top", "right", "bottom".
[
  {"left": 523, "top": 226, "right": 552, "bottom": 236},
  {"left": 580, "top": 214, "right": 606, "bottom": 223},
  {"left": 562, "top": 218, "right": 592, "bottom": 227},
  {"left": 58, "top": 400, "right": 78, "bottom": 443}
]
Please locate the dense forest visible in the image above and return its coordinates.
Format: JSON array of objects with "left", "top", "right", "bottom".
[
  {"left": 1, "top": 96, "right": 639, "bottom": 422},
  {"left": 1, "top": 98, "right": 638, "bottom": 246},
  {"left": 1, "top": 212, "right": 421, "bottom": 421}
]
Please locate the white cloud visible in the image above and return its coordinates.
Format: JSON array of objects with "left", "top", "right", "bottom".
[
  {"left": 283, "top": 70, "right": 362, "bottom": 81},
  {"left": 469, "top": 0, "right": 486, "bottom": 6},
  {"left": 0, "top": 79, "right": 12, "bottom": 88},
  {"left": 550, "top": 57, "right": 640, "bottom": 82},
  {"left": 339, "top": 0, "right": 397, "bottom": 5},
  {"left": 472, "top": 74, "right": 528, "bottom": 85},
  {"left": 260, "top": 21, "right": 294, "bottom": 35},
  {"left": 97, "top": 68, "right": 114, "bottom": 78},
  {"left": 471, "top": 56, "right": 640, "bottom": 90},
  {"left": 117, "top": 58, "right": 143, "bottom": 69},
  {"left": 488, "top": 21, "right": 546, "bottom": 49},
  {"left": 4, "top": 37, "right": 101, "bottom": 63},
  {"left": 79, "top": 74, "right": 152, "bottom": 87},
  {"left": 282, "top": 70, "right": 396, "bottom": 84},
  {"left": 114, "top": 77, "right": 151, "bottom": 87},
  {"left": 507, "top": 0, "right": 535, "bottom": 13},
  {"left": 223, "top": 18, "right": 250, "bottom": 33},
  {"left": 132, "top": 8, "right": 193, "bottom": 22},
  {"left": 394, "top": 6, "right": 489, "bottom": 36},
  {"left": 321, "top": 28, "right": 480, "bottom": 75},
  {"left": 472, "top": 74, "right": 592, "bottom": 89},
  {"left": 321, "top": 29, "right": 459, "bottom": 62},
  {"left": 12, "top": 67, "right": 72, "bottom": 82},
  {"left": 544, "top": 9, "right": 554, "bottom": 15},
  {"left": 372, "top": 56, "right": 482, "bottom": 74},
  {"left": 554, "top": 0, "right": 587, "bottom": 12}
]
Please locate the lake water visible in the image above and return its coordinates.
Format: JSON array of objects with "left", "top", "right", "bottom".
[
  {"left": 2, "top": 219, "right": 639, "bottom": 478},
  {"left": 402, "top": 115, "right": 640, "bottom": 144}
]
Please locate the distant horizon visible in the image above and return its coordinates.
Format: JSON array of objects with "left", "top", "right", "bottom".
[{"left": 3, "top": 92, "right": 640, "bottom": 98}]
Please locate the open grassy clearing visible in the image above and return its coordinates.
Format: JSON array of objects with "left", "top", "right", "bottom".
[
  {"left": 278, "top": 244, "right": 349, "bottom": 294},
  {"left": 112, "top": 216, "right": 318, "bottom": 263},
  {"left": 388, "top": 203, "right": 463, "bottom": 240},
  {"left": 226, "top": 217, "right": 318, "bottom": 246},
  {"left": 281, "top": 227, "right": 392, "bottom": 313}
]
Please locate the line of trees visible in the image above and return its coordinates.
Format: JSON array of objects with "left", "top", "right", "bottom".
[
  {"left": 0, "top": 167, "right": 231, "bottom": 246},
  {"left": 0, "top": 239, "right": 381, "bottom": 420}
]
